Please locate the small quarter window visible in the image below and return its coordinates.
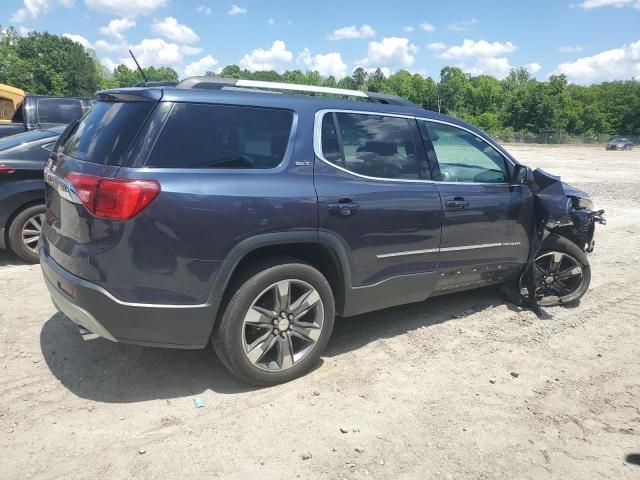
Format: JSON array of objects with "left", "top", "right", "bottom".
[
  {"left": 320, "top": 112, "right": 419, "bottom": 180},
  {"left": 423, "top": 122, "right": 508, "bottom": 184},
  {"left": 146, "top": 103, "right": 293, "bottom": 169}
]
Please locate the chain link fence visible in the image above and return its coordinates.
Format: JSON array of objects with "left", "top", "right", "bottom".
[{"left": 492, "top": 131, "right": 639, "bottom": 145}]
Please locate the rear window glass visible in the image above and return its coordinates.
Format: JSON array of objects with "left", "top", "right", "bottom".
[
  {"left": 0, "top": 129, "right": 55, "bottom": 152},
  {"left": 0, "top": 98, "right": 16, "bottom": 122},
  {"left": 61, "top": 101, "right": 154, "bottom": 165},
  {"left": 146, "top": 103, "right": 293, "bottom": 169},
  {"left": 37, "top": 98, "right": 84, "bottom": 124}
]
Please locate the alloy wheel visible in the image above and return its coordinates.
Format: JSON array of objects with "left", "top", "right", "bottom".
[
  {"left": 519, "top": 251, "right": 585, "bottom": 306},
  {"left": 21, "top": 213, "right": 44, "bottom": 254},
  {"left": 241, "top": 279, "right": 324, "bottom": 372}
]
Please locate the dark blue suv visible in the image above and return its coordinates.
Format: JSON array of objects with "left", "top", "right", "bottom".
[{"left": 40, "top": 77, "right": 603, "bottom": 385}]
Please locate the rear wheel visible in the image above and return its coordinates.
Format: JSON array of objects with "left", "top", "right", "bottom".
[
  {"left": 7, "top": 204, "right": 45, "bottom": 263},
  {"left": 213, "top": 260, "right": 335, "bottom": 386},
  {"left": 501, "top": 234, "right": 591, "bottom": 308}
]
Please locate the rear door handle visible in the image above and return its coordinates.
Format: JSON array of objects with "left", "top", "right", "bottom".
[
  {"left": 328, "top": 199, "right": 359, "bottom": 216},
  {"left": 445, "top": 197, "right": 469, "bottom": 210}
]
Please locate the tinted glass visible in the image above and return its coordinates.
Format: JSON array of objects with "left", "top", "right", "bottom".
[
  {"left": 146, "top": 103, "right": 293, "bottom": 169},
  {"left": 321, "top": 114, "right": 342, "bottom": 164},
  {"left": 37, "top": 98, "right": 84, "bottom": 124},
  {"left": 61, "top": 101, "right": 154, "bottom": 165},
  {"left": 424, "top": 122, "right": 508, "bottom": 183},
  {"left": 324, "top": 113, "right": 419, "bottom": 180},
  {"left": 0, "top": 129, "right": 56, "bottom": 152}
]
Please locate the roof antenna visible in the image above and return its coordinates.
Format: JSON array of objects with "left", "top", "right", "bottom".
[{"left": 129, "top": 49, "right": 148, "bottom": 85}]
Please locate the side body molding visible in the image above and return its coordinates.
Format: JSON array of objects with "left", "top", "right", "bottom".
[{"left": 208, "top": 230, "right": 438, "bottom": 327}]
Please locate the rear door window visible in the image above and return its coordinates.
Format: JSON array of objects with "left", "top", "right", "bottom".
[
  {"left": 320, "top": 112, "right": 420, "bottom": 180},
  {"left": 60, "top": 101, "right": 155, "bottom": 165},
  {"left": 37, "top": 98, "right": 84, "bottom": 125},
  {"left": 146, "top": 103, "right": 293, "bottom": 169}
]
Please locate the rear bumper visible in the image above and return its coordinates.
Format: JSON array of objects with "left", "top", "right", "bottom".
[{"left": 40, "top": 248, "right": 217, "bottom": 349}]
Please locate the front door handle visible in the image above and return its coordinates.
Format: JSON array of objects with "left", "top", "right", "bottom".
[
  {"left": 328, "top": 199, "right": 360, "bottom": 216},
  {"left": 445, "top": 197, "right": 469, "bottom": 210}
]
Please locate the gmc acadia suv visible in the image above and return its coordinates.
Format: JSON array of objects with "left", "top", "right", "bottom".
[{"left": 40, "top": 77, "right": 603, "bottom": 385}]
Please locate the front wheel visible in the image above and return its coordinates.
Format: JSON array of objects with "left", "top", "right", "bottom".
[
  {"left": 213, "top": 260, "right": 335, "bottom": 386},
  {"left": 502, "top": 234, "right": 591, "bottom": 308}
]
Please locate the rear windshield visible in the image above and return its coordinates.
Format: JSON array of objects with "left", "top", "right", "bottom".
[
  {"left": 37, "top": 98, "right": 84, "bottom": 125},
  {"left": 61, "top": 101, "right": 154, "bottom": 165},
  {"left": 0, "top": 129, "right": 56, "bottom": 152},
  {"left": 145, "top": 103, "right": 293, "bottom": 169}
]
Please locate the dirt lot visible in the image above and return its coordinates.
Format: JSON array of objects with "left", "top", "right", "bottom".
[{"left": 1, "top": 145, "right": 639, "bottom": 480}]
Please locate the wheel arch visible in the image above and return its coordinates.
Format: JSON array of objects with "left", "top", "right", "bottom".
[{"left": 208, "top": 231, "right": 352, "bottom": 321}]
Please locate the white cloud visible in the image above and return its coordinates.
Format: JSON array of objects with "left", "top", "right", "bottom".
[
  {"left": 184, "top": 55, "right": 218, "bottom": 77},
  {"left": 84, "top": 0, "right": 168, "bottom": 17},
  {"left": 63, "top": 33, "right": 92, "bottom": 49},
  {"left": 357, "top": 36, "right": 418, "bottom": 71},
  {"left": 10, "top": 0, "right": 74, "bottom": 22},
  {"left": 439, "top": 39, "right": 517, "bottom": 59},
  {"left": 427, "top": 42, "right": 446, "bottom": 51},
  {"left": 152, "top": 17, "right": 199, "bottom": 44},
  {"left": 179, "top": 45, "right": 203, "bottom": 56},
  {"left": 99, "top": 18, "right": 136, "bottom": 40},
  {"left": 419, "top": 22, "right": 435, "bottom": 32},
  {"left": 526, "top": 62, "right": 542, "bottom": 74},
  {"left": 579, "top": 0, "right": 640, "bottom": 8},
  {"left": 228, "top": 4, "right": 247, "bottom": 15},
  {"left": 447, "top": 18, "right": 479, "bottom": 31},
  {"left": 239, "top": 40, "right": 293, "bottom": 71},
  {"left": 559, "top": 45, "right": 583, "bottom": 53},
  {"left": 95, "top": 39, "right": 126, "bottom": 52},
  {"left": 196, "top": 5, "right": 212, "bottom": 15},
  {"left": 403, "top": 26, "right": 414, "bottom": 32},
  {"left": 101, "top": 56, "right": 118, "bottom": 72},
  {"left": 328, "top": 24, "right": 375, "bottom": 40},
  {"left": 553, "top": 39, "right": 640, "bottom": 84},
  {"left": 18, "top": 26, "right": 32, "bottom": 35},
  {"left": 11, "top": 0, "right": 50, "bottom": 22},
  {"left": 97, "top": 36, "right": 203, "bottom": 75},
  {"left": 459, "top": 57, "right": 514, "bottom": 79},
  {"left": 297, "top": 48, "right": 348, "bottom": 78}
]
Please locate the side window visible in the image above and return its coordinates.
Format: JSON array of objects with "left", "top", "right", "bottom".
[
  {"left": 423, "top": 122, "right": 509, "bottom": 184},
  {"left": 320, "top": 112, "right": 419, "bottom": 180},
  {"left": 0, "top": 98, "right": 16, "bottom": 122},
  {"left": 147, "top": 103, "right": 293, "bottom": 169},
  {"left": 37, "top": 99, "right": 84, "bottom": 124}
]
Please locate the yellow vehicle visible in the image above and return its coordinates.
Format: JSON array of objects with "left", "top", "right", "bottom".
[{"left": 0, "top": 84, "right": 25, "bottom": 123}]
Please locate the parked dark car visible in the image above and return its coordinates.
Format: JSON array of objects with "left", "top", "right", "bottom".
[
  {"left": 40, "top": 78, "right": 605, "bottom": 386},
  {"left": 605, "top": 137, "right": 634, "bottom": 150},
  {"left": 0, "top": 127, "right": 62, "bottom": 262},
  {"left": 0, "top": 95, "right": 91, "bottom": 139}
]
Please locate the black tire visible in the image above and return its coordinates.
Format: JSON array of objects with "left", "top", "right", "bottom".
[
  {"left": 213, "top": 260, "right": 335, "bottom": 386},
  {"left": 7, "top": 204, "right": 45, "bottom": 264},
  {"left": 500, "top": 234, "right": 591, "bottom": 308}
]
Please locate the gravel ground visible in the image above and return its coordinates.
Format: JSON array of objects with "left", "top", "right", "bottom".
[{"left": 1, "top": 145, "right": 639, "bottom": 480}]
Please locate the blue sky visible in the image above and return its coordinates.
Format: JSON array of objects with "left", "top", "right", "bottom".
[{"left": 3, "top": 0, "right": 640, "bottom": 84}]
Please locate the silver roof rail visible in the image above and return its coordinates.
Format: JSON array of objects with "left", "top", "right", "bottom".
[{"left": 175, "top": 76, "right": 417, "bottom": 107}]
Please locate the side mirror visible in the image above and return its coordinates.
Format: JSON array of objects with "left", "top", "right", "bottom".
[{"left": 513, "top": 164, "right": 532, "bottom": 185}]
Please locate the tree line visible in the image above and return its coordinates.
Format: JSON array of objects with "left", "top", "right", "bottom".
[{"left": 1, "top": 28, "right": 638, "bottom": 138}]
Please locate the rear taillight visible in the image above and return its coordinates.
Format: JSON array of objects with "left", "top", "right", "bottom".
[
  {"left": 0, "top": 164, "right": 16, "bottom": 174},
  {"left": 66, "top": 172, "right": 160, "bottom": 220}
]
